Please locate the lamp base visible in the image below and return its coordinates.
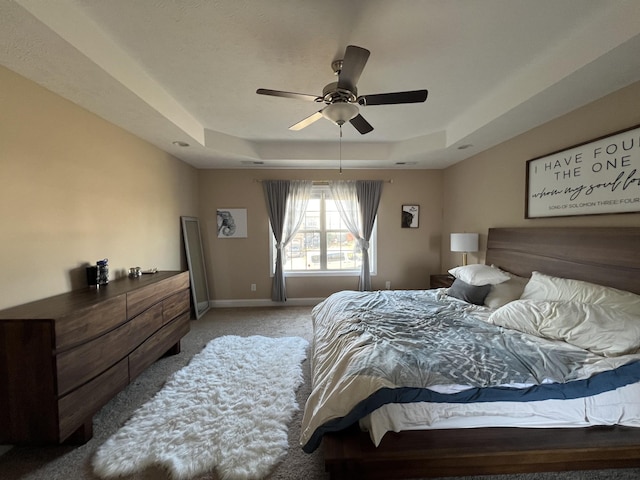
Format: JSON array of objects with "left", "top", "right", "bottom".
[{"left": 462, "top": 252, "right": 468, "bottom": 266}]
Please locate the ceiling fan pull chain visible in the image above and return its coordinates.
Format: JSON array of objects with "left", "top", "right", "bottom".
[{"left": 339, "top": 124, "right": 343, "bottom": 174}]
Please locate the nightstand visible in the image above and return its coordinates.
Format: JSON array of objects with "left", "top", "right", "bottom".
[{"left": 430, "top": 274, "right": 455, "bottom": 289}]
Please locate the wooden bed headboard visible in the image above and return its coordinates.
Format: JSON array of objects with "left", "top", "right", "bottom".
[{"left": 486, "top": 227, "right": 640, "bottom": 295}]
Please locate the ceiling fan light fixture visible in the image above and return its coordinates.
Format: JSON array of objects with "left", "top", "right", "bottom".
[
  {"left": 257, "top": 45, "right": 427, "bottom": 135},
  {"left": 322, "top": 102, "right": 359, "bottom": 126}
]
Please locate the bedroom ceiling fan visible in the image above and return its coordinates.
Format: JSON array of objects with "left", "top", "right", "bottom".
[{"left": 256, "top": 45, "right": 428, "bottom": 135}]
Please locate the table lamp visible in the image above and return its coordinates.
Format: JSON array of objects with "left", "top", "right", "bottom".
[{"left": 450, "top": 233, "right": 479, "bottom": 266}]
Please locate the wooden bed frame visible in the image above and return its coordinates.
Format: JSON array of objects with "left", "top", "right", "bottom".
[{"left": 322, "top": 226, "right": 640, "bottom": 479}]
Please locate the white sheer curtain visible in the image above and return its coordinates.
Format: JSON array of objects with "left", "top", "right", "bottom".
[
  {"left": 329, "top": 180, "right": 383, "bottom": 290},
  {"left": 281, "top": 179, "right": 312, "bottom": 260}
]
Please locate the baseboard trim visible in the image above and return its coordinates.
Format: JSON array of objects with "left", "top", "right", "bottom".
[{"left": 210, "top": 298, "right": 324, "bottom": 308}]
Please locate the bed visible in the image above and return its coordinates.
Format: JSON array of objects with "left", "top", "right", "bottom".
[{"left": 301, "top": 227, "right": 640, "bottom": 479}]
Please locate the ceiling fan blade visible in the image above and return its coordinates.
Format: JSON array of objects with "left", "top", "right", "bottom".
[
  {"left": 289, "top": 110, "right": 324, "bottom": 131},
  {"left": 349, "top": 114, "right": 374, "bottom": 135},
  {"left": 337, "top": 45, "right": 370, "bottom": 92},
  {"left": 256, "top": 88, "right": 321, "bottom": 102},
  {"left": 357, "top": 89, "right": 428, "bottom": 106}
]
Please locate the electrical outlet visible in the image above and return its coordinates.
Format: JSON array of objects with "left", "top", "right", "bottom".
[
  {"left": 385, "top": 281, "right": 391, "bottom": 290},
  {"left": 251, "top": 283, "right": 256, "bottom": 292}
]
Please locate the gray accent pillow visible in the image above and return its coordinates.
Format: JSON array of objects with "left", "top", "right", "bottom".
[{"left": 447, "top": 278, "right": 491, "bottom": 305}]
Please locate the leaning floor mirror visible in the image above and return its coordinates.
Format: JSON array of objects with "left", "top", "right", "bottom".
[{"left": 181, "top": 216, "right": 211, "bottom": 319}]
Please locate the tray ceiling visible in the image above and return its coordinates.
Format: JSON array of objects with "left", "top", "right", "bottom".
[{"left": 2, "top": 1, "right": 640, "bottom": 169}]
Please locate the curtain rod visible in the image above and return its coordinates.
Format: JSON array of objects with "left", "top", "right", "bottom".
[{"left": 254, "top": 179, "right": 393, "bottom": 184}]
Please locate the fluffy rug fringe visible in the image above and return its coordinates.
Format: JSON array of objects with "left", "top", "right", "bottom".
[{"left": 92, "top": 335, "right": 308, "bottom": 480}]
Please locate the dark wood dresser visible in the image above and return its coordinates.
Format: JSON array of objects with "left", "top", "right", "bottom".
[{"left": 0, "top": 271, "right": 191, "bottom": 445}]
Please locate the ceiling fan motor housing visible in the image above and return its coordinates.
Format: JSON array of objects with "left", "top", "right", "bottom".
[{"left": 322, "top": 82, "right": 357, "bottom": 104}]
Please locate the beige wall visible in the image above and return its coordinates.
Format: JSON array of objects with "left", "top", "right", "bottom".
[
  {"left": 0, "top": 66, "right": 199, "bottom": 310},
  {"left": 198, "top": 169, "right": 442, "bottom": 301},
  {"left": 442, "top": 80, "right": 640, "bottom": 270}
]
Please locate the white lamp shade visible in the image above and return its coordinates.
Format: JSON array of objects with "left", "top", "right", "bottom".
[{"left": 450, "top": 233, "right": 479, "bottom": 253}]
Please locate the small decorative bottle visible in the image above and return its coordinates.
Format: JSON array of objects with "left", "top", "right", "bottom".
[{"left": 97, "top": 259, "right": 109, "bottom": 286}]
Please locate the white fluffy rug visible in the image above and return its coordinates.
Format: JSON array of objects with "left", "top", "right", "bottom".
[{"left": 92, "top": 335, "right": 309, "bottom": 480}]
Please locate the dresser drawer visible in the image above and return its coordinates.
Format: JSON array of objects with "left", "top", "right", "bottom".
[
  {"left": 128, "top": 303, "right": 164, "bottom": 352},
  {"left": 56, "top": 320, "right": 132, "bottom": 396},
  {"left": 58, "top": 358, "right": 128, "bottom": 442},
  {"left": 163, "top": 289, "right": 190, "bottom": 325},
  {"left": 55, "top": 296, "right": 126, "bottom": 350},
  {"left": 126, "top": 272, "right": 189, "bottom": 319},
  {"left": 129, "top": 312, "right": 190, "bottom": 380}
]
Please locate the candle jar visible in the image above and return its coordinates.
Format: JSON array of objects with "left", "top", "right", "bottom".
[{"left": 129, "top": 267, "right": 142, "bottom": 278}]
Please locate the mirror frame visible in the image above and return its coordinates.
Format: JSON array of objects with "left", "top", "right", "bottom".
[{"left": 180, "top": 216, "right": 211, "bottom": 319}]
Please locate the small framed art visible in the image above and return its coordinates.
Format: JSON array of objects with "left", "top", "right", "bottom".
[
  {"left": 401, "top": 205, "right": 419, "bottom": 228},
  {"left": 216, "top": 208, "right": 248, "bottom": 238}
]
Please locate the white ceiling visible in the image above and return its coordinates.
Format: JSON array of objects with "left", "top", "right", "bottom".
[{"left": 2, "top": 0, "right": 640, "bottom": 170}]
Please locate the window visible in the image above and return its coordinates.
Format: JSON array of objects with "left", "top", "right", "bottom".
[{"left": 270, "top": 185, "right": 376, "bottom": 275}]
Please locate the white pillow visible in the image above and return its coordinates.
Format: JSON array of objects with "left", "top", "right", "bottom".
[
  {"left": 520, "top": 271, "right": 640, "bottom": 316},
  {"left": 448, "top": 264, "right": 510, "bottom": 287},
  {"left": 484, "top": 273, "right": 529, "bottom": 309},
  {"left": 487, "top": 299, "right": 640, "bottom": 357}
]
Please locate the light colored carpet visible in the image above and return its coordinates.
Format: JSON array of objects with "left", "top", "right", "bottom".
[{"left": 92, "top": 335, "right": 308, "bottom": 480}]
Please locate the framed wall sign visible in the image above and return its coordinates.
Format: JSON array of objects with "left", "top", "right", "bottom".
[
  {"left": 401, "top": 205, "right": 419, "bottom": 228},
  {"left": 526, "top": 125, "right": 640, "bottom": 218},
  {"left": 216, "top": 208, "right": 248, "bottom": 238}
]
